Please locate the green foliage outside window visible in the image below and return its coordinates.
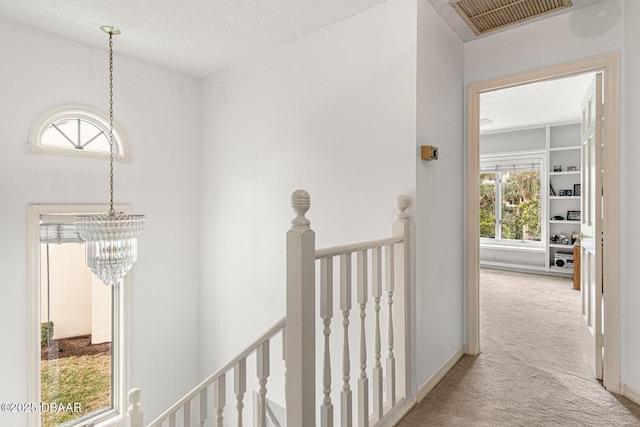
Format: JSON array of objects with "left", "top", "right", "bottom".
[
  {"left": 41, "top": 321, "right": 54, "bottom": 348},
  {"left": 480, "top": 174, "right": 496, "bottom": 238},
  {"left": 480, "top": 170, "right": 541, "bottom": 241}
]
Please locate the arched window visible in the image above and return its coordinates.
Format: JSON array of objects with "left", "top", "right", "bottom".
[{"left": 28, "top": 106, "right": 130, "bottom": 162}]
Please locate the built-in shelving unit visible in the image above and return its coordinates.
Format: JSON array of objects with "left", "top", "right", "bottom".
[
  {"left": 547, "top": 124, "right": 581, "bottom": 276},
  {"left": 479, "top": 123, "right": 582, "bottom": 277}
]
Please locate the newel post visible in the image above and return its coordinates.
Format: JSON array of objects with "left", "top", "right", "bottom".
[
  {"left": 392, "top": 195, "right": 411, "bottom": 401},
  {"left": 286, "top": 189, "right": 316, "bottom": 426},
  {"left": 126, "top": 388, "right": 143, "bottom": 427}
]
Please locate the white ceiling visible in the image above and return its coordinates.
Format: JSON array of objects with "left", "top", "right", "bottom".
[
  {"left": 480, "top": 73, "right": 596, "bottom": 133},
  {"left": 0, "top": 0, "right": 606, "bottom": 79},
  {"left": 0, "top": 0, "right": 391, "bottom": 79},
  {"left": 0, "top": 0, "right": 606, "bottom": 132}
]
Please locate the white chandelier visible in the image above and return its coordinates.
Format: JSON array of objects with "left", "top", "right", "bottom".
[{"left": 76, "top": 26, "right": 146, "bottom": 286}]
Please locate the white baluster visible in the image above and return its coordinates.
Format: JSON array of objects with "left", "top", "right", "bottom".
[
  {"left": 235, "top": 358, "right": 247, "bottom": 427},
  {"left": 169, "top": 412, "right": 176, "bottom": 427},
  {"left": 257, "top": 340, "right": 270, "bottom": 427},
  {"left": 198, "top": 388, "right": 207, "bottom": 427},
  {"left": 393, "top": 195, "right": 410, "bottom": 402},
  {"left": 357, "top": 250, "right": 369, "bottom": 427},
  {"left": 371, "top": 247, "right": 383, "bottom": 422},
  {"left": 286, "top": 189, "right": 316, "bottom": 427},
  {"left": 183, "top": 400, "right": 191, "bottom": 427},
  {"left": 126, "top": 388, "right": 143, "bottom": 427},
  {"left": 321, "top": 257, "right": 334, "bottom": 427},
  {"left": 385, "top": 244, "right": 396, "bottom": 406},
  {"left": 340, "top": 253, "right": 353, "bottom": 427},
  {"left": 214, "top": 374, "right": 226, "bottom": 427}
]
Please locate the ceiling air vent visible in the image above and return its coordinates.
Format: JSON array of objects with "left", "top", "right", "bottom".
[{"left": 450, "top": 0, "right": 573, "bottom": 36}]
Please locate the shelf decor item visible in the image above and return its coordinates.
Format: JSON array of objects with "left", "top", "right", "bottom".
[
  {"left": 553, "top": 165, "right": 562, "bottom": 172},
  {"left": 567, "top": 166, "right": 577, "bottom": 171},
  {"left": 574, "top": 183, "right": 581, "bottom": 196},
  {"left": 75, "top": 26, "right": 146, "bottom": 286},
  {"left": 567, "top": 210, "right": 581, "bottom": 221}
]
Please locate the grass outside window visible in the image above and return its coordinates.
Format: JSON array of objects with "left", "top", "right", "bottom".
[{"left": 41, "top": 353, "right": 111, "bottom": 427}]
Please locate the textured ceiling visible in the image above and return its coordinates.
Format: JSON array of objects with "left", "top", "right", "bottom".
[
  {"left": 0, "top": 0, "right": 607, "bottom": 79},
  {"left": 0, "top": 0, "right": 391, "bottom": 79},
  {"left": 480, "top": 73, "right": 595, "bottom": 133}
]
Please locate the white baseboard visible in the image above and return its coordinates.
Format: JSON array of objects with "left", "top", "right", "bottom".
[
  {"left": 621, "top": 382, "right": 640, "bottom": 406},
  {"left": 382, "top": 398, "right": 416, "bottom": 426},
  {"left": 387, "top": 347, "right": 464, "bottom": 425},
  {"left": 416, "top": 347, "right": 465, "bottom": 403}
]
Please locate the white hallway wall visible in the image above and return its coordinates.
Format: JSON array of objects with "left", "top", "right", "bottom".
[
  {"left": 199, "top": 0, "right": 466, "bottom": 395},
  {"left": 465, "top": 0, "right": 640, "bottom": 395},
  {"left": 200, "top": 0, "right": 418, "bottom": 373},
  {"left": 201, "top": 0, "right": 464, "bottom": 394},
  {"left": 0, "top": 19, "right": 202, "bottom": 424},
  {"left": 415, "top": 0, "right": 465, "bottom": 390}
]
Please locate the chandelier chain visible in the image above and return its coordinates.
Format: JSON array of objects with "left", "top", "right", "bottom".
[
  {"left": 108, "top": 31, "right": 115, "bottom": 216},
  {"left": 75, "top": 26, "right": 146, "bottom": 287}
]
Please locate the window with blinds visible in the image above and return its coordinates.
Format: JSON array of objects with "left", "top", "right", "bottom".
[
  {"left": 30, "top": 207, "right": 129, "bottom": 427},
  {"left": 40, "top": 222, "right": 83, "bottom": 244}
]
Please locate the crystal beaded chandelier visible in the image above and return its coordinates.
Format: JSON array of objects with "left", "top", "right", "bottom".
[{"left": 76, "top": 26, "right": 146, "bottom": 286}]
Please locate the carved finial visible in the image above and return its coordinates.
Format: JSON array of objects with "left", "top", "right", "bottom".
[
  {"left": 291, "top": 189, "right": 311, "bottom": 228},
  {"left": 395, "top": 195, "right": 409, "bottom": 219},
  {"left": 127, "top": 387, "right": 143, "bottom": 426},
  {"left": 128, "top": 387, "right": 142, "bottom": 411}
]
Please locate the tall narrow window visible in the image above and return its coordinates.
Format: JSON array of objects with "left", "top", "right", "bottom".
[
  {"left": 480, "top": 154, "right": 544, "bottom": 245},
  {"left": 29, "top": 206, "right": 129, "bottom": 427}
]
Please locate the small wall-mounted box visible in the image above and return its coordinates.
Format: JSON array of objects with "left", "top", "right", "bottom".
[{"left": 421, "top": 145, "right": 438, "bottom": 161}]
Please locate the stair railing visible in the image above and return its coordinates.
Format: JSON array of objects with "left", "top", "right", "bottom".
[
  {"left": 127, "top": 189, "right": 411, "bottom": 427},
  {"left": 141, "top": 317, "right": 285, "bottom": 427},
  {"left": 285, "top": 189, "right": 410, "bottom": 426}
]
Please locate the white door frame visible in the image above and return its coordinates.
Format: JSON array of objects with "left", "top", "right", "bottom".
[{"left": 465, "top": 53, "right": 620, "bottom": 392}]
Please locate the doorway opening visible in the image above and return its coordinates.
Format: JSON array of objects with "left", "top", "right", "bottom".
[{"left": 465, "top": 53, "right": 620, "bottom": 392}]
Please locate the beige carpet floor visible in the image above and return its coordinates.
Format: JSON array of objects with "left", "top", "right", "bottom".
[{"left": 398, "top": 268, "right": 640, "bottom": 426}]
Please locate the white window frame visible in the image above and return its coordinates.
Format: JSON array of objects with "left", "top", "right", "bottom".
[
  {"left": 28, "top": 105, "right": 131, "bottom": 162},
  {"left": 480, "top": 150, "right": 547, "bottom": 248},
  {"left": 28, "top": 204, "right": 131, "bottom": 427}
]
